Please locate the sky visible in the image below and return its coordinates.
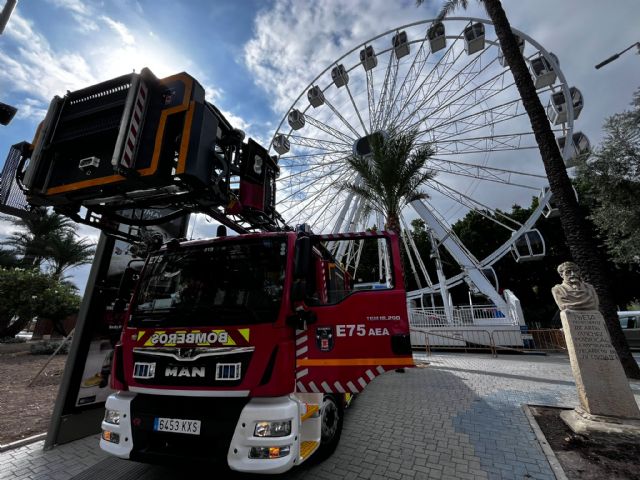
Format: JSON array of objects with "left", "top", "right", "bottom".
[{"left": 0, "top": 0, "right": 639, "bottom": 292}]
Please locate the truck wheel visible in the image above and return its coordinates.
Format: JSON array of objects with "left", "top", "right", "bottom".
[{"left": 316, "top": 394, "right": 343, "bottom": 459}]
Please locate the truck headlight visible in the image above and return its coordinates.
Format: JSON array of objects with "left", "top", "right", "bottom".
[
  {"left": 104, "top": 409, "right": 120, "bottom": 425},
  {"left": 254, "top": 420, "right": 291, "bottom": 437},
  {"left": 249, "top": 446, "right": 291, "bottom": 459}
]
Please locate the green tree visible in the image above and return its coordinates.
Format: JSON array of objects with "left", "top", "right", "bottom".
[
  {"left": 2, "top": 207, "right": 74, "bottom": 268},
  {"left": 2, "top": 207, "right": 95, "bottom": 280},
  {"left": 574, "top": 88, "right": 640, "bottom": 266},
  {"left": 0, "top": 248, "right": 21, "bottom": 268},
  {"left": 46, "top": 230, "right": 96, "bottom": 279},
  {"left": 418, "top": 0, "right": 639, "bottom": 378},
  {"left": 342, "top": 130, "right": 435, "bottom": 233},
  {"left": 0, "top": 268, "right": 81, "bottom": 338}
]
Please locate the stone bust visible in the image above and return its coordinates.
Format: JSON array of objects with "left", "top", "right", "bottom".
[{"left": 551, "top": 261, "right": 599, "bottom": 311}]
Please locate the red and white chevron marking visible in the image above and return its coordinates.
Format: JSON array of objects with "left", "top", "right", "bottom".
[
  {"left": 296, "top": 365, "right": 386, "bottom": 394},
  {"left": 119, "top": 82, "right": 148, "bottom": 169}
]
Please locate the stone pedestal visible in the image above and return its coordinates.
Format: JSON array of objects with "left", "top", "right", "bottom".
[{"left": 561, "top": 310, "right": 640, "bottom": 419}]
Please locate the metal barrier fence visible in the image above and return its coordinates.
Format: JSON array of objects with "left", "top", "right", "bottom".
[
  {"left": 410, "top": 306, "right": 516, "bottom": 328},
  {"left": 414, "top": 328, "right": 497, "bottom": 357},
  {"left": 412, "top": 328, "right": 567, "bottom": 357}
]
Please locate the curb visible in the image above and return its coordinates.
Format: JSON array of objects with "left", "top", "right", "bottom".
[
  {"left": 0, "top": 433, "right": 46, "bottom": 453},
  {"left": 522, "top": 404, "right": 569, "bottom": 480}
]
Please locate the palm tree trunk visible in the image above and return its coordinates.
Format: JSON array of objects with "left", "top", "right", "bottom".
[{"left": 483, "top": 0, "right": 640, "bottom": 378}]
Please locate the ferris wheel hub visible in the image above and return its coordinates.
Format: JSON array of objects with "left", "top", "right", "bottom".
[{"left": 353, "top": 130, "right": 388, "bottom": 157}]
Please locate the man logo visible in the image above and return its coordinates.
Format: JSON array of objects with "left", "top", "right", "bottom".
[
  {"left": 165, "top": 366, "right": 205, "bottom": 378},
  {"left": 177, "top": 348, "right": 197, "bottom": 359}
]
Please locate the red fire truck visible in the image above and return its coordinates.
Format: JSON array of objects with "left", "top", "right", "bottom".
[
  {"left": 100, "top": 228, "right": 413, "bottom": 473},
  {"left": 3, "top": 67, "right": 414, "bottom": 472}
]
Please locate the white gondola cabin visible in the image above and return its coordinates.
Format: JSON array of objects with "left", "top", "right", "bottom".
[
  {"left": 540, "top": 186, "right": 579, "bottom": 219},
  {"left": 360, "top": 45, "right": 377, "bottom": 71},
  {"left": 307, "top": 85, "right": 325, "bottom": 108},
  {"left": 392, "top": 30, "right": 410, "bottom": 59},
  {"left": 557, "top": 132, "right": 590, "bottom": 167},
  {"left": 427, "top": 22, "right": 446, "bottom": 53},
  {"left": 287, "top": 109, "right": 305, "bottom": 130},
  {"left": 273, "top": 134, "right": 290, "bottom": 155},
  {"left": 498, "top": 34, "right": 524, "bottom": 67},
  {"left": 463, "top": 22, "right": 485, "bottom": 55},
  {"left": 547, "top": 87, "right": 583, "bottom": 125},
  {"left": 528, "top": 53, "right": 557, "bottom": 89},
  {"left": 331, "top": 64, "right": 349, "bottom": 88},
  {"left": 511, "top": 229, "right": 545, "bottom": 263}
]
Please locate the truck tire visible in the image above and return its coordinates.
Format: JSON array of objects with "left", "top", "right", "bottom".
[{"left": 316, "top": 394, "right": 343, "bottom": 459}]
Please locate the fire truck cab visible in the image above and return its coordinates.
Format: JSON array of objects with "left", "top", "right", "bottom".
[{"left": 100, "top": 229, "right": 413, "bottom": 473}]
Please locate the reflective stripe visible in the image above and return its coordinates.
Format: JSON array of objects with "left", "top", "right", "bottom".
[{"left": 297, "top": 357, "right": 414, "bottom": 367}]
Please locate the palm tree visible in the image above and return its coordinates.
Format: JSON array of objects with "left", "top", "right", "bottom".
[
  {"left": 1, "top": 207, "right": 75, "bottom": 268},
  {"left": 342, "top": 130, "right": 435, "bottom": 233},
  {"left": 418, "top": 0, "right": 640, "bottom": 377},
  {"left": 45, "top": 230, "right": 96, "bottom": 279},
  {"left": 0, "top": 248, "right": 21, "bottom": 268}
]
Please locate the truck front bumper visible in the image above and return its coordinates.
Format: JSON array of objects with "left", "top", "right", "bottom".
[{"left": 99, "top": 392, "right": 301, "bottom": 474}]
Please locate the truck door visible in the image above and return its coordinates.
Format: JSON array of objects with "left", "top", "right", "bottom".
[{"left": 293, "top": 232, "right": 414, "bottom": 395}]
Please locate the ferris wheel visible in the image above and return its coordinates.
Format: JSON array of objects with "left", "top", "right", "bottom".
[{"left": 268, "top": 17, "right": 588, "bottom": 320}]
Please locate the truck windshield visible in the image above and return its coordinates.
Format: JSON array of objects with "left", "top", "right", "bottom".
[{"left": 130, "top": 237, "right": 287, "bottom": 327}]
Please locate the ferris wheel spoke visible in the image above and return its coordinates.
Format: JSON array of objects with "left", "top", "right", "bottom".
[
  {"left": 304, "top": 114, "right": 356, "bottom": 145},
  {"left": 425, "top": 132, "right": 540, "bottom": 155},
  {"left": 428, "top": 178, "right": 522, "bottom": 230},
  {"left": 278, "top": 157, "right": 349, "bottom": 182},
  {"left": 400, "top": 66, "right": 510, "bottom": 134},
  {"left": 288, "top": 182, "right": 352, "bottom": 229},
  {"left": 278, "top": 164, "right": 350, "bottom": 205},
  {"left": 279, "top": 149, "right": 353, "bottom": 169},
  {"left": 379, "top": 57, "right": 402, "bottom": 131},
  {"left": 388, "top": 34, "right": 464, "bottom": 129},
  {"left": 323, "top": 96, "right": 362, "bottom": 138},
  {"left": 392, "top": 45, "right": 496, "bottom": 133},
  {"left": 344, "top": 82, "right": 369, "bottom": 136},
  {"left": 427, "top": 165, "right": 542, "bottom": 190},
  {"left": 425, "top": 110, "right": 529, "bottom": 145},
  {"left": 366, "top": 68, "right": 376, "bottom": 131},
  {"left": 280, "top": 169, "right": 350, "bottom": 202},
  {"left": 427, "top": 157, "right": 546, "bottom": 187},
  {"left": 424, "top": 95, "right": 529, "bottom": 141},
  {"left": 286, "top": 134, "right": 352, "bottom": 153},
  {"left": 400, "top": 214, "right": 434, "bottom": 287},
  {"left": 373, "top": 52, "right": 399, "bottom": 131},
  {"left": 387, "top": 32, "right": 432, "bottom": 126},
  {"left": 417, "top": 54, "right": 502, "bottom": 124}
]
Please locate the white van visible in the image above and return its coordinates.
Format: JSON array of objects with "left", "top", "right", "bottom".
[{"left": 619, "top": 311, "right": 640, "bottom": 350}]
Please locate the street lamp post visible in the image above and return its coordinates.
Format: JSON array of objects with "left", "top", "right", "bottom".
[{"left": 595, "top": 42, "right": 640, "bottom": 69}]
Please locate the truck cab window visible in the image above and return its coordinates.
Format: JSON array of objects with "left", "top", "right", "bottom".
[
  {"left": 309, "top": 236, "right": 394, "bottom": 306},
  {"left": 131, "top": 237, "right": 287, "bottom": 326}
]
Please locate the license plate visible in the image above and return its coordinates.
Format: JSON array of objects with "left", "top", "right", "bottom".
[{"left": 153, "top": 417, "right": 201, "bottom": 435}]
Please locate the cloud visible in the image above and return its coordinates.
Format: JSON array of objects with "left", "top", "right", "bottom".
[
  {"left": 0, "top": 13, "right": 97, "bottom": 102},
  {"left": 45, "top": 0, "right": 99, "bottom": 32},
  {"left": 244, "top": 0, "right": 440, "bottom": 115},
  {"left": 101, "top": 15, "right": 135, "bottom": 45},
  {"left": 15, "top": 98, "right": 48, "bottom": 121}
]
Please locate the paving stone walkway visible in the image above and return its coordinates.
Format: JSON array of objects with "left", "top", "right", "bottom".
[{"left": 2, "top": 353, "right": 639, "bottom": 480}]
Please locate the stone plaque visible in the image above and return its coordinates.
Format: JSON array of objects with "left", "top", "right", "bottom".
[{"left": 561, "top": 310, "right": 640, "bottom": 419}]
